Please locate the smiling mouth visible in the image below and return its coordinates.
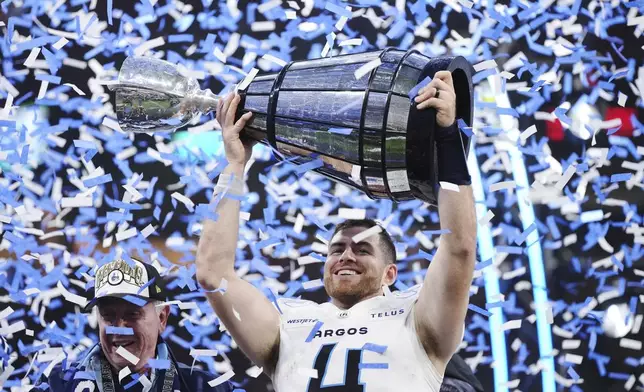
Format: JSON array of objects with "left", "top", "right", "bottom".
[
  {"left": 334, "top": 270, "right": 361, "bottom": 276},
  {"left": 113, "top": 341, "right": 135, "bottom": 349}
]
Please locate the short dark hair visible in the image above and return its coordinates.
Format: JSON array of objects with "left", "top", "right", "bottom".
[{"left": 330, "top": 219, "right": 396, "bottom": 264}]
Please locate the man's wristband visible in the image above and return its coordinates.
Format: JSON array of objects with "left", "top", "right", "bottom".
[
  {"left": 436, "top": 124, "right": 472, "bottom": 186},
  {"left": 213, "top": 173, "right": 246, "bottom": 197}
]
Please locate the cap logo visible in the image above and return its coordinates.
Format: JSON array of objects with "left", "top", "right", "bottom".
[
  {"left": 108, "top": 270, "right": 124, "bottom": 285},
  {"left": 96, "top": 260, "right": 145, "bottom": 292}
]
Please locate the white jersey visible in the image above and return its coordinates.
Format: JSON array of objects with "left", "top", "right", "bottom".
[{"left": 272, "top": 285, "right": 443, "bottom": 392}]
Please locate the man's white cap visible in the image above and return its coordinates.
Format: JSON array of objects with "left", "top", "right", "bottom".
[{"left": 83, "top": 257, "right": 164, "bottom": 312}]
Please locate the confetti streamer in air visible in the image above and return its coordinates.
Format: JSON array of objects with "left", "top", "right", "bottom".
[
  {"left": 115, "top": 346, "right": 140, "bottom": 365},
  {"left": 208, "top": 370, "right": 235, "bottom": 387},
  {"left": 354, "top": 58, "right": 382, "bottom": 80}
]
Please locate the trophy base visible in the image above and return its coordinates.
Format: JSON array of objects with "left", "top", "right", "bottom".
[{"left": 405, "top": 56, "right": 473, "bottom": 205}]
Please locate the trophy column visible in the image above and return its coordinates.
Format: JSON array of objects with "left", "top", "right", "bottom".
[{"left": 239, "top": 48, "right": 473, "bottom": 205}]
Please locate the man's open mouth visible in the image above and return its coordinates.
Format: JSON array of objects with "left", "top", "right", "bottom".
[
  {"left": 334, "top": 269, "right": 361, "bottom": 276},
  {"left": 113, "top": 341, "right": 135, "bottom": 348}
]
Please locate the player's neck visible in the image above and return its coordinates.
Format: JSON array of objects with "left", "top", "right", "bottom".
[{"left": 331, "top": 291, "right": 384, "bottom": 309}]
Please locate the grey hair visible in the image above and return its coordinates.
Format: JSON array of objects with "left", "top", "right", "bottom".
[{"left": 153, "top": 300, "right": 166, "bottom": 315}]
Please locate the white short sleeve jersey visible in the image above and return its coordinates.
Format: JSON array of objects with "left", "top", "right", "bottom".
[{"left": 271, "top": 285, "right": 443, "bottom": 392}]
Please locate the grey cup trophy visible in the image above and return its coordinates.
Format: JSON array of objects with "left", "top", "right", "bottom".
[{"left": 110, "top": 48, "right": 473, "bottom": 205}]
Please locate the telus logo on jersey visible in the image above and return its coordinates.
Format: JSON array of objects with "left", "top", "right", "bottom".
[
  {"left": 370, "top": 308, "right": 405, "bottom": 319},
  {"left": 313, "top": 327, "right": 368, "bottom": 339}
]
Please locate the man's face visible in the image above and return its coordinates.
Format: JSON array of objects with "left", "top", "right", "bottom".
[
  {"left": 97, "top": 298, "right": 169, "bottom": 372},
  {"left": 323, "top": 226, "right": 396, "bottom": 308}
]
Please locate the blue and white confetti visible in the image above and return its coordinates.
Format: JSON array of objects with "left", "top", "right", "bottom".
[{"left": 0, "top": 0, "right": 642, "bottom": 391}]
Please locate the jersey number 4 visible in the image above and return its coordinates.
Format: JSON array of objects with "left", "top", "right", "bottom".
[{"left": 307, "top": 343, "right": 365, "bottom": 392}]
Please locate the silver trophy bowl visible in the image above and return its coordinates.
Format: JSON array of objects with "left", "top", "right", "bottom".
[{"left": 109, "top": 56, "right": 220, "bottom": 133}]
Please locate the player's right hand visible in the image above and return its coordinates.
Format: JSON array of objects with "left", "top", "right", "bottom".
[{"left": 217, "top": 91, "right": 255, "bottom": 167}]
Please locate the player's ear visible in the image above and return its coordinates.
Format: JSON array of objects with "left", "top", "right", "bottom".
[{"left": 383, "top": 263, "right": 397, "bottom": 286}]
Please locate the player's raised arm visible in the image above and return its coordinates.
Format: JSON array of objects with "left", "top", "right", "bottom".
[
  {"left": 412, "top": 71, "right": 477, "bottom": 368},
  {"left": 195, "top": 92, "right": 281, "bottom": 375}
]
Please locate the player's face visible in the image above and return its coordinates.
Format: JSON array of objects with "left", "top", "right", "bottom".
[
  {"left": 324, "top": 227, "right": 394, "bottom": 308},
  {"left": 97, "top": 298, "right": 169, "bottom": 373}
]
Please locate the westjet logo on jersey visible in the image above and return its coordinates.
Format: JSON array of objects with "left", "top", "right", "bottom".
[
  {"left": 370, "top": 308, "right": 405, "bottom": 319},
  {"left": 286, "top": 318, "right": 318, "bottom": 324},
  {"left": 313, "top": 327, "right": 368, "bottom": 339}
]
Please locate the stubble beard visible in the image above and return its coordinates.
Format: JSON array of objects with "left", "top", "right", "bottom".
[{"left": 325, "top": 275, "right": 380, "bottom": 308}]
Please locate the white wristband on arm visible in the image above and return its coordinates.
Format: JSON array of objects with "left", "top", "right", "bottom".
[{"left": 213, "top": 173, "right": 246, "bottom": 197}]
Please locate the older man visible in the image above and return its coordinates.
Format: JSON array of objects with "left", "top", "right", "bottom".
[{"left": 34, "top": 258, "right": 234, "bottom": 392}]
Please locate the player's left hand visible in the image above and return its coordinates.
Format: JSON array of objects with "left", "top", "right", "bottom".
[{"left": 414, "top": 70, "right": 456, "bottom": 128}]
